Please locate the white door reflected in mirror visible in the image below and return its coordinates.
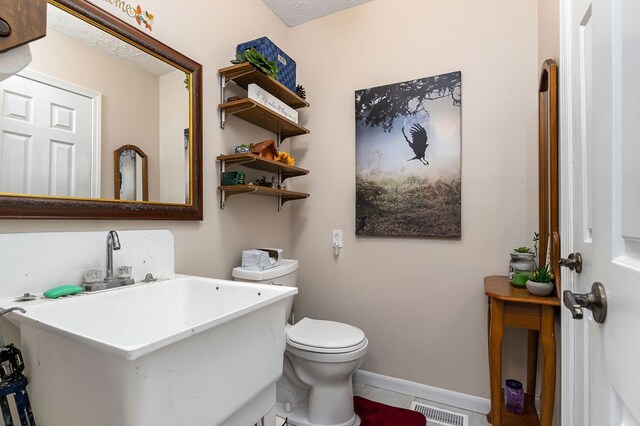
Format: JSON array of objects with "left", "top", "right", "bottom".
[{"left": 0, "top": 69, "right": 100, "bottom": 198}]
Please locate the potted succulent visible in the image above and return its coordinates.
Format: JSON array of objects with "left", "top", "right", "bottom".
[
  {"left": 526, "top": 264, "right": 555, "bottom": 296},
  {"left": 231, "top": 48, "right": 279, "bottom": 79},
  {"left": 509, "top": 240, "right": 537, "bottom": 287}
]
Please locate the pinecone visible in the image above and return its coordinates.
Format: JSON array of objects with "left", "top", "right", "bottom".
[{"left": 296, "top": 84, "right": 307, "bottom": 100}]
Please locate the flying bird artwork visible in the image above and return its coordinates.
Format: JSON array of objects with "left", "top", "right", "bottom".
[
  {"left": 355, "top": 71, "right": 462, "bottom": 238},
  {"left": 402, "top": 124, "right": 429, "bottom": 165}
]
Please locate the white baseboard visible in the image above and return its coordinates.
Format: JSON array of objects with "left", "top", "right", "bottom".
[{"left": 353, "top": 370, "right": 491, "bottom": 414}]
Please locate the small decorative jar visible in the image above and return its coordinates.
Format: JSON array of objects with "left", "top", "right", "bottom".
[
  {"left": 504, "top": 379, "right": 524, "bottom": 414},
  {"left": 234, "top": 145, "right": 250, "bottom": 154},
  {"left": 508, "top": 252, "right": 536, "bottom": 287}
]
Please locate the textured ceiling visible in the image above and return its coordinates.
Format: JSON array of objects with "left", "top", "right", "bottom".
[
  {"left": 262, "top": 0, "right": 374, "bottom": 27},
  {"left": 47, "top": 5, "right": 175, "bottom": 76}
]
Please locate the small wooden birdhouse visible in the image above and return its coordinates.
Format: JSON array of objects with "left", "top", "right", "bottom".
[{"left": 250, "top": 139, "right": 278, "bottom": 160}]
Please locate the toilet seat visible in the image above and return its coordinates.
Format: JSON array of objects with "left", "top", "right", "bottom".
[{"left": 287, "top": 318, "right": 367, "bottom": 354}]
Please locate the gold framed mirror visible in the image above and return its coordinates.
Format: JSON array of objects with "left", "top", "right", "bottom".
[{"left": 0, "top": 0, "right": 202, "bottom": 219}]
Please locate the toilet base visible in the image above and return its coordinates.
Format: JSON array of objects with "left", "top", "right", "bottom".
[{"left": 276, "top": 401, "right": 360, "bottom": 426}]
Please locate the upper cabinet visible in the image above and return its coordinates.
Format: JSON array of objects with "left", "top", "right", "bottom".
[{"left": 0, "top": 0, "right": 47, "bottom": 53}]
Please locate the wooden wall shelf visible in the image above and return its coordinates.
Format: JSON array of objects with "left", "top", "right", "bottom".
[
  {"left": 217, "top": 153, "right": 309, "bottom": 181},
  {"left": 219, "top": 63, "right": 309, "bottom": 109},
  {"left": 217, "top": 60, "right": 310, "bottom": 211},
  {"left": 218, "top": 99, "right": 309, "bottom": 140},
  {"left": 218, "top": 185, "right": 309, "bottom": 208}
]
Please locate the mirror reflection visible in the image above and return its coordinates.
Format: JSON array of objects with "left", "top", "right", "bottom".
[
  {"left": 115, "top": 145, "right": 148, "bottom": 201},
  {"left": 0, "top": 2, "right": 190, "bottom": 204}
]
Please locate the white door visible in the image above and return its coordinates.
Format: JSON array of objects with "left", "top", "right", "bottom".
[
  {"left": 562, "top": 0, "right": 640, "bottom": 424},
  {"left": 0, "top": 69, "right": 101, "bottom": 197}
]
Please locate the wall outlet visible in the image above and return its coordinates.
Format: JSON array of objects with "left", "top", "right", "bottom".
[{"left": 332, "top": 229, "right": 343, "bottom": 248}]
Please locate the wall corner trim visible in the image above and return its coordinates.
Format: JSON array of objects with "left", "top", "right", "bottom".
[{"left": 353, "top": 370, "right": 491, "bottom": 414}]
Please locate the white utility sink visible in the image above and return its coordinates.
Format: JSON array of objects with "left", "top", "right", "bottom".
[{"left": 3, "top": 275, "right": 297, "bottom": 426}]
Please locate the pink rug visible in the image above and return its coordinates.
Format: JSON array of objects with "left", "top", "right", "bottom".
[{"left": 354, "top": 396, "right": 426, "bottom": 426}]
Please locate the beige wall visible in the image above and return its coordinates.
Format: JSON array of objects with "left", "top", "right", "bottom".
[
  {"left": 29, "top": 30, "right": 161, "bottom": 200},
  {"left": 539, "top": 0, "right": 560, "bottom": 66},
  {"left": 288, "top": 0, "right": 539, "bottom": 398}
]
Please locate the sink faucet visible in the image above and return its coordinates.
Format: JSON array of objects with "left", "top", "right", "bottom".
[{"left": 105, "top": 230, "right": 121, "bottom": 283}]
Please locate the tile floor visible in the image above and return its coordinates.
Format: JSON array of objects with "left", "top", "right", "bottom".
[{"left": 275, "top": 383, "right": 490, "bottom": 426}]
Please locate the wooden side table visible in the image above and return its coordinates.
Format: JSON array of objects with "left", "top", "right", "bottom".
[{"left": 484, "top": 276, "right": 560, "bottom": 426}]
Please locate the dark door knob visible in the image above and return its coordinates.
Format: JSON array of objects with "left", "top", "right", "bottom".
[
  {"left": 560, "top": 252, "right": 583, "bottom": 273},
  {"left": 563, "top": 282, "right": 607, "bottom": 323}
]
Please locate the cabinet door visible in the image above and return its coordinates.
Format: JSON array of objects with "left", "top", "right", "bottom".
[{"left": 0, "top": 0, "right": 47, "bottom": 54}]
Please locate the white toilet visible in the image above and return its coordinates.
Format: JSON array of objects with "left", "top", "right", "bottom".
[{"left": 232, "top": 259, "right": 368, "bottom": 426}]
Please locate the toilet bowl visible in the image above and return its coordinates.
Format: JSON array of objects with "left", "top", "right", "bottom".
[
  {"left": 280, "top": 318, "right": 368, "bottom": 426},
  {"left": 232, "top": 260, "right": 368, "bottom": 426}
]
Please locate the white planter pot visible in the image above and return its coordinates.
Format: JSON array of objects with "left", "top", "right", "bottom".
[{"left": 526, "top": 279, "right": 555, "bottom": 296}]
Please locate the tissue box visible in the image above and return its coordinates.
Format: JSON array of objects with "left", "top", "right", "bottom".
[
  {"left": 241, "top": 248, "right": 283, "bottom": 271},
  {"left": 236, "top": 37, "right": 296, "bottom": 92},
  {"left": 256, "top": 248, "right": 282, "bottom": 265}
]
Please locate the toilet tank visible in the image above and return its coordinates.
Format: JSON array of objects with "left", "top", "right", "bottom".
[{"left": 232, "top": 259, "right": 298, "bottom": 321}]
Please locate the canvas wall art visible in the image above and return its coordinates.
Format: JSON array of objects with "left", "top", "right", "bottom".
[{"left": 355, "top": 71, "right": 462, "bottom": 237}]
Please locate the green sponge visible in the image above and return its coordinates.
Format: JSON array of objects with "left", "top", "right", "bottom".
[{"left": 43, "top": 285, "right": 83, "bottom": 299}]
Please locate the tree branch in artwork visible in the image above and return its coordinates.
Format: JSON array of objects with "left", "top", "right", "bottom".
[{"left": 355, "top": 71, "right": 461, "bottom": 132}]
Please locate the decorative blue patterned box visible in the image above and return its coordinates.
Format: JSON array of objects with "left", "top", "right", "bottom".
[{"left": 236, "top": 37, "right": 296, "bottom": 92}]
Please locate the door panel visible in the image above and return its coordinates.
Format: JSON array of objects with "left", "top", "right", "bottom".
[
  {"left": 568, "top": 1, "right": 594, "bottom": 423},
  {"left": 620, "top": 0, "right": 640, "bottom": 243},
  {"left": 0, "top": 131, "right": 31, "bottom": 193},
  {"left": 567, "top": 0, "right": 640, "bottom": 423},
  {"left": 0, "top": 71, "right": 97, "bottom": 198},
  {"left": 49, "top": 139, "right": 75, "bottom": 196}
]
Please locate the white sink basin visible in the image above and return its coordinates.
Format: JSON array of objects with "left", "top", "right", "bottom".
[{"left": 5, "top": 275, "right": 297, "bottom": 426}]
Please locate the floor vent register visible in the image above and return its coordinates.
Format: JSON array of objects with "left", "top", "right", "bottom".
[{"left": 410, "top": 402, "right": 469, "bottom": 426}]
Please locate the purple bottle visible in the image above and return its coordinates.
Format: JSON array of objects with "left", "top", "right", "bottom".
[{"left": 504, "top": 379, "right": 524, "bottom": 414}]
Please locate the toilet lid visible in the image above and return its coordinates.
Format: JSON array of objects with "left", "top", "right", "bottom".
[{"left": 287, "top": 318, "right": 366, "bottom": 354}]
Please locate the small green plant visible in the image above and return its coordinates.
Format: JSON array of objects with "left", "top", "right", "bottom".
[
  {"left": 514, "top": 233, "right": 540, "bottom": 256},
  {"left": 514, "top": 246, "right": 533, "bottom": 254},
  {"left": 231, "top": 48, "right": 279, "bottom": 79},
  {"left": 528, "top": 264, "right": 554, "bottom": 283}
]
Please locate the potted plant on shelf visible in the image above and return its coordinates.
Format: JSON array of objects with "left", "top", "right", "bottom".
[
  {"left": 526, "top": 264, "right": 555, "bottom": 296},
  {"left": 230, "top": 48, "right": 279, "bottom": 80},
  {"left": 509, "top": 245, "right": 537, "bottom": 288}
]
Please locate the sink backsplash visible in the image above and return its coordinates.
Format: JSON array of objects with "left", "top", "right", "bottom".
[{"left": 0, "top": 230, "right": 175, "bottom": 299}]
